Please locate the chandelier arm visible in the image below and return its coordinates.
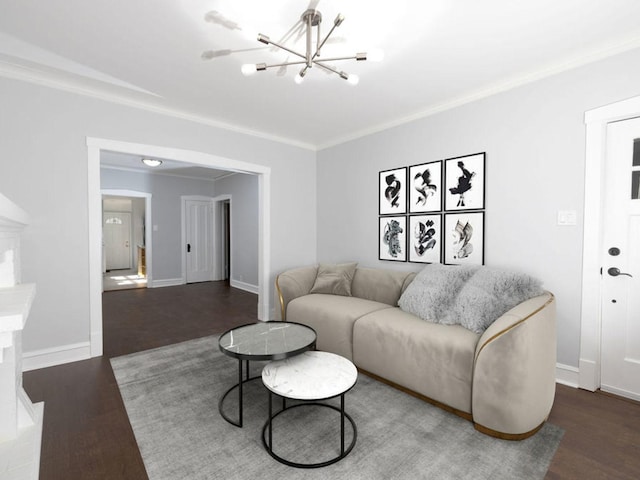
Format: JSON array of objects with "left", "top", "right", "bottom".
[
  {"left": 312, "top": 23, "right": 339, "bottom": 60},
  {"left": 313, "top": 60, "right": 343, "bottom": 76},
  {"left": 260, "top": 37, "right": 307, "bottom": 61},
  {"left": 305, "top": 13, "right": 313, "bottom": 67},
  {"left": 312, "top": 55, "right": 359, "bottom": 63},
  {"left": 262, "top": 60, "right": 307, "bottom": 69}
]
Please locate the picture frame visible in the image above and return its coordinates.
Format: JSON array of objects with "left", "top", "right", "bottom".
[
  {"left": 408, "top": 214, "right": 442, "bottom": 264},
  {"left": 379, "top": 167, "right": 407, "bottom": 215},
  {"left": 444, "top": 212, "right": 484, "bottom": 265},
  {"left": 379, "top": 216, "right": 407, "bottom": 262},
  {"left": 409, "top": 160, "right": 442, "bottom": 213},
  {"left": 444, "top": 153, "right": 485, "bottom": 211}
]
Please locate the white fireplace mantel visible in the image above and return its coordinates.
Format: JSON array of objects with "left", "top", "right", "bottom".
[{"left": 0, "top": 192, "right": 43, "bottom": 480}]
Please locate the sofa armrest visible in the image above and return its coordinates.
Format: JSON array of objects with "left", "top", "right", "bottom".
[
  {"left": 275, "top": 265, "right": 319, "bottom": 320},
  {"left": 471, "top": 292, "right": 556, "bottom": 438}
]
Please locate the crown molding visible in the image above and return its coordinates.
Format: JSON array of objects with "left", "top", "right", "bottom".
[
  {"left": 2, "top": 32, "right": 640, "bottom": 153},
  {"left": 318, "top": 35, "right": 640, "bottom": 150},
  {"left": 0, "top": 61, "right": 317, "bottom": 152}
]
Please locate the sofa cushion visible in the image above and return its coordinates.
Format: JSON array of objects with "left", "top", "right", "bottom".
[
  {"left": 351, "top": 267, "right": 417, "bottom": 306},
  {"left": 309, "top": 262, "right": 358, "bottom": 296},
  {"left": 287, "top": 294, "right": 392, "bottom": 360},
  {"left": 353, "top": 307, "right": 480, "bottom": 413}
]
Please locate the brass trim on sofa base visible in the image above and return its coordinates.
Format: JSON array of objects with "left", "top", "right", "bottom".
[
  {"left": 358, "top": 367, "right": 546, "bottom": 440},
  {"left": 275, "top": 274, "right": 286, "bottom": 321},
  {"left": 473, "top": 420, "right": 546, "bottom": 441},
  {"left": 357, "top": 368, "right": 473, "bottom": 422}
]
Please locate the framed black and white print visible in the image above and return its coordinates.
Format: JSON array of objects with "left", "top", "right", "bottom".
[
  {"left": 409, "top": 161, "right": 442, "bottom": 213},
  {"left": 444, "top": 212, "right": 484, "bottom": 265},
  {"left": 408, "top": 214, "right": 442, "bottom": 264},
  {"left": 379, "top": 167, "right": 407, "bottom": 215},
  {"left": 444, "top": 153, "right": 485, "bottom": 211},
  {"left": 379, "top": 216, "right": 407, "bottom": 262}
]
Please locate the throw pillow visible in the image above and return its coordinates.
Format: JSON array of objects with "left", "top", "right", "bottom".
[
  {"left": 397, "top": 264, "right": 479, "bottom": 324},
  {"left": 453, "top": 267, "right": 544, "bottom": 334},
  {"left": 309, "top": 262, "right": 358, "bottom": 296}
]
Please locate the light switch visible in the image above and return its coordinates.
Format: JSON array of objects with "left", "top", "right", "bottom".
[
  {"left": 557, "top": 210, "right": 577, "bottom": 226},
  {"left": 153, "top": 225, "right": 159, "bottom": 231}
]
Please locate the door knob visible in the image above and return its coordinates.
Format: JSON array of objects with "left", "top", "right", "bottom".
[{"left": 608, "top": 267, "right": 633, "bottom": 277}]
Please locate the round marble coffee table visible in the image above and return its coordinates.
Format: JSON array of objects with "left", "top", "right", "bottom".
[
  {"left": 218, "top": 322, "right": 316, "bottom": 427},
  {"left": 261, "top": 351, "right": 358, "bottom": 468}
]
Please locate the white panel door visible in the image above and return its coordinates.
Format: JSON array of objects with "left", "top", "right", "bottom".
[
  {"left": 186, "top": 199, "right": 214, "bottom": 283},
  {"left": 104, "top": 211, "right": 131, "bottom": 270},
  {"left": 601, "top": 116, "right": 640, "bottom": 401}
]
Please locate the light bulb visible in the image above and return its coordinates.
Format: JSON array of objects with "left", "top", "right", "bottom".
[
  {"left": 367, "top": 48, "right": 384, "bottom": 62},
  {"left": 241, "top": 64, "right": 258, "bottom": 76},
  {"left": 141, "top": 158, "right": 162, "bottom": 167},
  {"left": 346, "top": 74, "right": 359, "bottom": 86}
]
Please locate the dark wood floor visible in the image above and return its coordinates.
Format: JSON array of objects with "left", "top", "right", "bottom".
[{"left": 22, "top": 282, "right": 640, "bottom": 479}]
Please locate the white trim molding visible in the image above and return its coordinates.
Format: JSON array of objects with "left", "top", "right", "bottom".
[
  {"left": 580, "top": 94, "right": 640, "bottom": 392},
  {"left": 22, "top": 342, "right": 91, "bottom": 372},
  {"left": 556, "top": 363, "right": 580, "bottom": 388},
  {"left": 230, "top": 279, "right": 259, "bottom": 295},
  {"left": 149, "top": 278, "right": 184, "bottom": 288}
]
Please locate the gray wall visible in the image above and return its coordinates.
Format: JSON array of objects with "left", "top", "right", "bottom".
[
  {"left": 213, "top": 173, "right": 259, "bottom": 287},
  {"left": 0, "top": 76, "right": 316, "bottom": 354},
  {"left": 101, "top": 168, "right": 216, "bottom": 281},
  {"left": 316, "top": 47, "right": 640, "bottom": 369}
]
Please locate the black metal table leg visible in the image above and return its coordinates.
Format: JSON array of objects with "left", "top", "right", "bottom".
[
  {"left": 261, "top": 401, "right": 357, "bottom": 468},
  {"left": 268, "top": 391, "right": 273, "bottom": 452},
  {"left": 341, "top": 394, "right": 345, "bottom": 454},
  {"left": 219, "top": 359, "right": 262, "bottom": 427},
  {"left": 238, "top": 359, "right": 244, "bottom": 427}
]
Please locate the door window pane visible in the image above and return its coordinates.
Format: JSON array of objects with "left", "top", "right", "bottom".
[
  {"left": 632, "top": 171, "right": 640, "bottom": 200},
  {"left": 634, "top": 138, "right": 640, "bottom": 166}
]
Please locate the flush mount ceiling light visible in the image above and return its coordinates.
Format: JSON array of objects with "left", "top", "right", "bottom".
[
  {"left": 241, "top": 9, "right": 383, "bottom": 85},
  {"left": 141, "top": 158, "right": 162, "bottom": 167}
]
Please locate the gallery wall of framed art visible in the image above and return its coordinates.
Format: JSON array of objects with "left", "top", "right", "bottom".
[{"left": 378, "top": 152, "right": 486, "bottom": 265}]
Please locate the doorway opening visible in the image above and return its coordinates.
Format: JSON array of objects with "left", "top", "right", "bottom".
[
  {"left": 88, "top": 137, "right": 271, "bottom": 358},
  {"left": 102, "top": 193, "right": 150, "bottom": 291}
]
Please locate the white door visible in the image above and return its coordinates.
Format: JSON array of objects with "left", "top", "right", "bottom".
[
  {"left": 186, "top": 199, "right": 214, "bottom": 283},
  {"left": 104, "top": 211, "right": 132, "bottom": 270},
  {"left": 601, "top": 116, "right": 640, "bottom": 401}
]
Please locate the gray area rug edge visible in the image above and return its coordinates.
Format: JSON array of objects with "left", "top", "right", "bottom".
[{"left": 111, "top": 335, "right": 563, "bottom": 480}]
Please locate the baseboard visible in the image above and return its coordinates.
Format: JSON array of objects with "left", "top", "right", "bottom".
[
  {"left": 556, "top": 362, "right": 580, "bottom": 388},
  {"left": 149, "top": 277, "right": 184, "bottom": 288},
  {"left": 22, "top": 342, "right": 91, "bottom": 371},
  {"left": 230, "top": 279, "right": 259, "bottom": 294},
  {"left": 600, "top": 384, "right": 640, "bottom": 402}
]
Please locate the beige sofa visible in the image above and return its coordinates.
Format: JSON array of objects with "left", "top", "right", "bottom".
[{"left": 276, "top": 264, "right": 556, "bottom": 440}]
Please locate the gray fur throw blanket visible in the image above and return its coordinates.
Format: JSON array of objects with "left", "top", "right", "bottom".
[{"left": 397, "top": 264, "right": 544, "bottom": 334}]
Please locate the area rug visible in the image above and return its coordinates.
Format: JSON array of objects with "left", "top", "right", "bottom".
[{"left": 111, "top": 336, "right": 563, "bottom": 480}]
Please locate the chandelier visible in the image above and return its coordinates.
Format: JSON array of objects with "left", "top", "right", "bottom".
[{"left": 240, "top": 9, "right": 383, "bottom": 85}]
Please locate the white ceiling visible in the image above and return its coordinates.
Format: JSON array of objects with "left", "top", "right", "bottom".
[
  {"left": 101, "top": 151, "right": 232, "bottom": 180},
  {"left": 2, "top": 0, "right": 640, "bottom": 150}
]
